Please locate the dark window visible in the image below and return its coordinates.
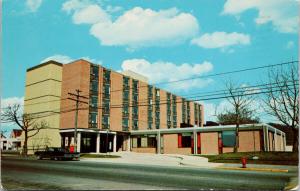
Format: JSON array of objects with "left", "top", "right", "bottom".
[
  {"left": 133, "top": 120, "right": 138, "bottom": 130},
  {"left": 181, "top": 134, "right": 192, "bottom": 147},
  {"left": 89, "top": 112, "right": 98, "bottom": 124},
  {"left": 122, "top": 118, "right": 129, "bottom": 127},
  {"left": 91, "top": 81, "right": 98, "bottom": 92},
  {"left": 104, "top": 84, "right": 110, "bottom": 95},
  {"left": 91, "top": 66, "right": 99, "bottom": 76},
  {"left": 123, "top": 105, "right": 129, "bottom": 114},
  {"left": 104, "top": 70, "right": 110, "bottom": 81},
  {"left": 90, "top": 96, "right": 98, "bottom": 108},
  {"left": 148, "top": 137, "right": 156, "bottom": 147},
  {"left": 102, "top": 116, "right": 110, "bottom": 125}
]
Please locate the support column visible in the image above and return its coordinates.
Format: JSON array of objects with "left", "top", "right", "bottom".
[
  {"left": 113, "top": 134, "right": 117, "bottom": 152},
  {"left": 263, "top": 127, "right": 268, "bottom": 151},
  {"left": 127, "top": 136, "right": 131, "bottom": 151},
  {"left": 96, "top": 133, "right": 100, "bottom": 153},
  {"left": 283, "top": 134, "right": 286, "bottom": 151},
  {"left": 193, "top": 130, "right": 197, "bottom": 154},
  {"left": 77, "top": 132, "right": 81, "bottom": 153},
  {"left": 157, "top": 131, "right": 161, "bottom": 154},
  {"left": 274, "top": 129, "right": 277, "bottom": 151}
]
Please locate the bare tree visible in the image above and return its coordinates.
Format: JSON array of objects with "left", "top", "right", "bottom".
[
  {"left": 263, "top": 64, "right": 299, "bottom": 152},
  {"left": 224, "top": 81, "right": 255, "bottom": 152},
  {"left": 1, "top": 104, "right": 49, "bottom": 156}
]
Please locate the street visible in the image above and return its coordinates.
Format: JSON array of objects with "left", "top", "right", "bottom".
[{"left": 1, "top": 156, "right": 297, "bottom": 190}]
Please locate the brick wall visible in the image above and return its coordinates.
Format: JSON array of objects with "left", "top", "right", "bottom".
[{"left": 163, "top": 134, "right": 191, "bottom": 155}]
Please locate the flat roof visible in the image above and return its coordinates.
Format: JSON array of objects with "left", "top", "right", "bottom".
[{"left": 27, "top": 60, "right": 63, "bottom": 72}]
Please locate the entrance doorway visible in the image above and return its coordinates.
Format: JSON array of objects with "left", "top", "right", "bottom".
[{"left": 100, "top": 133, "right": 114, "bottom": 153}]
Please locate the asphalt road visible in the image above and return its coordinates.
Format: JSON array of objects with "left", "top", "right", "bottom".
[{"left": 1, "top": 156, "right": 297, "bottom": 190}]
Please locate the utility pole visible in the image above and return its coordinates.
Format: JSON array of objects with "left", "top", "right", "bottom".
[{"left": 68, "top": 89, "right": 88, "bottom": 152}]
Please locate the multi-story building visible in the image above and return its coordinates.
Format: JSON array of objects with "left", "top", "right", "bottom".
[
  {"left": 23, "top": 59, "right": 286, "bottom": 155},
  {"left": 57, "top": 59, "right": 204, "bottom": 154}
]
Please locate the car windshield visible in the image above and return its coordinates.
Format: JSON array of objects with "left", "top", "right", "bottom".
[{"left": 52, "top": 148, "right": 65, "bottom": 152}]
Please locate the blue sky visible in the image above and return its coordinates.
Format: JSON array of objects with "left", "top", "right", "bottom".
[{"left": 2, "top": 0, "right": 299, "bottom": 131}]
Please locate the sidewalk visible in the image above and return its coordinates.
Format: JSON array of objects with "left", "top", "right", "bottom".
[{"left": 80, "top": 151, "right": 223, "bottom": 168}]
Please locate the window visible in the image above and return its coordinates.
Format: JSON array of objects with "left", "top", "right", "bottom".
[
  {"left": 132, "top": 138, "right": 137, "bottom": 148},
  {"left": 178, "top": 133, "right": 192, "bottom": 148},
  {"left": 91, "top": 66, "right": 99, "bottom": 76},
  {"left": 89, "top": 113, "right": 98, "bottom": 124},
  {"left": 148, "top": 137, "right": 156, "bottom": 148},
  {"left": 133, "top": 120, "right": 138, "bottom": 129},
  {"left": 102, "top": 116, "right": 110, "bottom": 125},
  {"left": 104, "top": 84, "right": 110, "bottom": 95},
  {"left": 123, "top": 91, "right": 129, "bottom": 100},
  {"left": 148, "top": 122, "right": 152, "bottom": 129},
  {"left": 103, "top": 100, "right": 110, "bottom": 114},
  {"left": 104, "top": 70, "right": 110, "bottom": 81},
  {"left": 122, "top": 118, "right": 129, "bottom": 127},
  {"left": 149, "top": 99, "right": 153, "bottom": 104},
  {"left": 91, "top": 81, "right": 98, "bottom": 92},
  {"left": 133, "top": 107, "right": 138, "bottom": 114},
  {"left": 155, "top": 89, "right": 160, "bottom": 96},
  {"left": 123, "top": 106, "right": 129, "bottom": 114},
  {"left": 133, "top": 80, "right": 138, "bottom": 91},
  {"left": 123, "top": 77, "right": 129, "bottom": 86},
  {"left": 90, "top": 96, "right": 98, "bottom": 108},
  {"left": 141, "top": 137, "right": 148, "bottom": 147}
]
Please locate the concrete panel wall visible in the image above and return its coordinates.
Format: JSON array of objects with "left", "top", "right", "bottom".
[
  {"left": 110, "top": 71, "right": 123, "bottom": 131},
  {"left": 238, "top": 131, "right": 261, "bottom": 152},
  {"left": 23, "top": 62, "right": 63, "bottom": 153},
  {"left": 163, "top": 134, "right": 191, "bottom": 155},
  {"left": 201, "top": 132, "right": 218, "bottom": 155}
]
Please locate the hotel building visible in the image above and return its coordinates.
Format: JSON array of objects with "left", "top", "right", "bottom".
[{"left": 23, "top": 59, "right": 286, "bottom": 155}]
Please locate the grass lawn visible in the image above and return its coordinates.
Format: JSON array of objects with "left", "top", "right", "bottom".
[
  {"left": 80, "top": 153, "right": 121, "bottom": 158},
  {"left": 197, "top": 152, "right": 299, "bottom": 165}
]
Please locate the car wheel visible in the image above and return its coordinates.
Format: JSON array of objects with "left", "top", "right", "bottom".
[
  {"left": 54, "top": 157, "right": 58, "bottom": 161},
  {"left": 36, "top": 155, "right": 42, "bottom": 160}
]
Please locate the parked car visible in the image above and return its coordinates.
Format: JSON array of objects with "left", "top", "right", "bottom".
[{"left": 34, "top": 147, "right": 80, "bottom": 161}]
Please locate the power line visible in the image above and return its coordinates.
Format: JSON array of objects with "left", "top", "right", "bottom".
[
  {"left": 2, "top": 60, "right": 297, "bottom": 111},
  {"left": 3, "top": 82, "right": 297, "bottom": 123}
]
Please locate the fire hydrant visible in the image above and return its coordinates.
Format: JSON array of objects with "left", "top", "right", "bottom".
[{"left": 241, "top": 157, "right": 247, "bottom": 168}]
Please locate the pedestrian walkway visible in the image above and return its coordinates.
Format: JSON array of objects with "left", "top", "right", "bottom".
[{"left": 81, "top": 151, "right": 223, "bottom": 168}]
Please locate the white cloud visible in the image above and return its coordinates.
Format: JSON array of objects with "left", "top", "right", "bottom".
[
  {"left": 26, "top": 0, "right": 43, "bottom": 12},
  {"left": 1, "top": 97, "right": 24, "bottom": 110},
  {"left": 41, "top": 55, "right": 73, "bottom": 64},
  {"left": 105, "top": 5, "right": 123, "bottom": 13},
  {"left": 121, "top": 59, "right": 213, "bottom": 92},
  {"left": 73, "top": 5, "right": 110, "bottom": 24},
  {"left": 62, "top": 1, "right": 199, "bottom": 47},
  {"left": 222, "top": 0, "right": 299, "bottom": 33},
  {"left": 41, "top": 54, "right": 102, "bottom": 65},
  {"left": 191, "top": 31, "right": 250, "bottom": 49},
  {"left": 286, "top": 41, "right": 295, "bottom": 49}
]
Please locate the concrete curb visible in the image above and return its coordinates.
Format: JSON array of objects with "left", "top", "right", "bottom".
[
  {"left": 284, "top": 177, "right": 298, "bottom": 190},
  {"left": 216, "top": 166, "right": 289, "bottom": 173}
]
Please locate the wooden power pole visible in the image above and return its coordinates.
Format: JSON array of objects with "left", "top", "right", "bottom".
[{"left": 68, "top": 89, "right": 88, "bottom": 152}]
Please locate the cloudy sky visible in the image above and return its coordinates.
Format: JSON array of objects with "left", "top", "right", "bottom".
[{"left": 2, "top": 0, "right": 299, "bottom": 133}]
